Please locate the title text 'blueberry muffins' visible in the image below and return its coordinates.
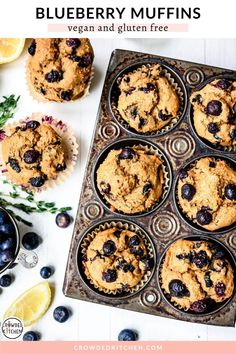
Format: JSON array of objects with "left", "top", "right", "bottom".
[{"left": 27, "top": 38, "right": 94, "bottom": 102}]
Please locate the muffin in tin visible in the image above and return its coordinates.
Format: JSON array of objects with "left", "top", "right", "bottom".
[
  {"left": 96, "top": 146, "right": 164, "bottom": 214},
  {"left": 1, "top": 120, "right": 67, "bottom": 188},
  {"left": 27, "top": 38, "right": 94, "bottom": 102},
  {"left": 190, "top": 78, "right": 236, "bottom": 147},
  {"left": 177, "top": 157, "right": 236, "bottom": 231},
  {"left": 117, "top": 63, "right": 180, "bottom": 133},
  {"left": 83, "top": 227, "right": 153, "bottom": 292},
  {"left": 160, "top": 239, "right": 234, "bottom": 313}
]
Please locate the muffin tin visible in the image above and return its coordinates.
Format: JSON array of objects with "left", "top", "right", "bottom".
[{"left": 63, "top": 49, "right": 236, "bottom": 326}]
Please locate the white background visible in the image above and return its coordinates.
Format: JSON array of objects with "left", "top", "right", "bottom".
[{"left": 0, "top": 38, "right": 236, "bottom": 341}]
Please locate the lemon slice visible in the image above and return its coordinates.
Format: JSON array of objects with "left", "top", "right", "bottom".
[
  {"left": 3, "top": 281, "right": 51, "bottom": 326},
  {"left": 0, "top": 38, "right": 25, "bottom": 64}
]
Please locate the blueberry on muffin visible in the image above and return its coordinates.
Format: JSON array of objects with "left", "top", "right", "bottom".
[
  {"left": 177, "top": 157, "right": 236, "bottom": 231},
  {"left": 190, "top": 79, "right": 236, "bottom": 147},
  {"left": 27, "top": 38, "right": 94, "bottom": 102},
  {"left": 117, "top": 63, "right": 180, "bottom": 133}
]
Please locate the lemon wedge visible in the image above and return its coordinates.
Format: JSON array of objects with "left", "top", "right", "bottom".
[
  {"left": 3, "top": 281, "right": 51, "bottom": 326},
  {"left": 0, "top": 38, "right": 25, "bottom": 64}
]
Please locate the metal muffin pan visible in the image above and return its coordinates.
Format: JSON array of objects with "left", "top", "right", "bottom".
[{"left": 63, "top": 49, "right": 236, "bottom": 326}]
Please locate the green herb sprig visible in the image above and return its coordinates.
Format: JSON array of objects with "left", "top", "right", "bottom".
[{"left": 0, "top": 95, "right": 20, "bottom": 128}]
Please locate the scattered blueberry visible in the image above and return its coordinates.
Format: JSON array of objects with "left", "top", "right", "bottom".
[
  {"left": 224, "top": 184, "right": 236, "bottom": 200},
  {"left": 214, "top": 79, "right": 231, "bottom": 90},
  {"left": 66, "top": 38, "right": 81, "bottom": 48},
  {"left": 8, "top": 158, "right": 21, "bottom": 173},
  {"left": 118, "top": 329, "right": 138, "bottom": 341},
  {"left": 118, "top": 147, "right": 135, "bottom": 160},
  {"left": 60, "top": 90, "right": 72, "bottom": 101},
  {"left": 102, "top": 269, "right": 117, "bottom": 283},
  {"left": 53, "top": 306, "right": 70, "bottom": 323},
  {"left": 23, "top": 150, "right": 40, "bottom": 164},
  {"left": 40, "top": 266, "right": 53, "bottom": 279},
  {"left": 23, "top": 331, "right": 40, "bottom": 341},
  {"left": 103, "top": 240, "right": 116, "bottom": 256},
  {"left": 207, "top": 122, "right": 219, "bottom": 134},
  {"left": 215, "top": 282, "right": 226, "bottom": 297},
  {"left": 26, "top": 120, "right": 40, "bottom": 130},
  {"left": 29, "top": 176, "right": 45, "bottom": 187},
  {"left": 206, "top": 100, "right": 222, "bottom": 116},
  {"left": 55, "top": 212, "right": 71, "bottom": 228},
  {"left": 0, "top": 274, "right": 12, "bottom": 287},
  {"left": 78, "top": 54, "right": 93, "bottom": 68},
  {"left": 181, "top": 184, "right": 196, "bottom": 201},
  {"left": 22, "top": 232, "right": 40, "bottom": 250},
  {"left": 0, "top": 223, "right": 15, "bottom": 235},
  {"left": 190, "top": 299, "right": 208, "bottom": 313},
  {"left": 45, "top": 70, "right": 63, "bottom": 83},
  {"left": 28, "top": 40, "right": 36, "bottom": 56},
  {"left": 191, "top": 250, "right": 208, "bottom": 269},
  {"left": 196, "top": 209, "right": 212, "bottom": 225},
  {"left": 169, "top": 279, "right": 189, "bottom": 298}
]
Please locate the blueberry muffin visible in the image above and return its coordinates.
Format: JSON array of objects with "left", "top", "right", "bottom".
[
  {"left": 177, "top": 157, "right": 236, "bottom": 231},
  {"left": 27, "top": 38, "right": 94, "bottom": 102},
  {"left": 1, "top": 120, "right": 67, "bottom": 188},
  {"left": 83, "top": 227, "right": 153, "bottom": 292},
  {"left": 190, "top": 79, "right": 236, "bottom": 147},
  {"left": 117, "top": 63, "right": 180, "bottom": 133},
  {"left": 96, "top": 146, "right": 164, "bottom": 214},
  {"left": 160, "top": 239, "right": 234, "bottom": 312}
]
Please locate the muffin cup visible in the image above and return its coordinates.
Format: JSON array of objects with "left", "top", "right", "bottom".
[
  {"left": 25, "top": 60, "right": 94, "bottom": 103},
  {"left": 174, "top": 154, "right": 236, "bottom": 234},
  {"left": 93, "top": 138, "right": 172, "bottom": 217},
  {"left": 189, "top": 74, "right": 236, "bottom": 154},
  {"left": 0, "top": 112, "right": 78, "bottom": 193},
  {"left": 77, "top": 218, "right": 156, "bottom": 297},
  {"left": 158, "top": 235, "right": 236, "bottom": 316},
  {"left": 109, "top": 59, "right": 187, "bottom": 137}
]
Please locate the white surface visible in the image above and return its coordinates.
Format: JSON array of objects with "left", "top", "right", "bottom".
[{"left": 0, "top": 38, "right": 236, "bottom": 341}]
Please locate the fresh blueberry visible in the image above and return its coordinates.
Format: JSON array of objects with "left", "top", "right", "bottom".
[
  {"left": 214, "top": 79, "right": 231, "bottom": 90},
  {"left": 169, "top": 279, "right": 189, "bottom": 298},
  {"left": 0, "top": 223, "right": 15, "bottom": 235},
  {"left": 206, "top": 100, "right": 222, "bottom": 116},
  {"left": 45, "top": 70, "right": 63, "bottom": 83},
  {"left": 60, "top": 90, "right": 72, "bottom": 101},
  {"left": 181, "top": 184, "right": 196, "bottom": 201},
  {"left": 23, "top": 331, "right": 40, "bottom": 341},
  {"left": 8, "top": 158, "right": 21, "bottom": 173},
  {"left": 69, "top": 55, "right": 81, "bottom": 62},
  {"left": 215, "top": 282, "right": 226, "bottom": 297},
  {"left": 128, "top": 235, "right": 140, "bottom": 247},
  {"left": 55, "top": 212, "right": 71, "bottom": 228},
  {"left": 78, "top": 53, "right": 93, "bottom": 68},
  {"left": 190, "top": 299, "right": 208, "bottom": 313},
  {"left": 118, "top": 147, "right": 135, "bottom": 160},
  {"left": 40, "top": 266, "right": 53, "bottom": 279},
  {"left": 224, "top": 184, "right": 236, "bottom": 200},
  {"left": 26, "top": 120, "right": 40, "bottom": 130},
  {"left": 66, "top": 38, "right": 81, "bottom": 47},
  {"left": 196, "top": 209, "right": 213, "bottom": 225},
  {"left": 53, "top": 306, "right": 70, "bottom": 323},
  {"left": 230, "top": 129, "right": 236, "bottom": 140},
  {"left": 118, "top": 329, "right": 138, "bottom": 341},
  {"left": 191, "top": 250, "right": 208, "bottom": 269},
  {"left": 22, "top": 232, "right": 40, "bottom": 250},
  {"left": 23, "top": 150, "right": 40, "bottom": 164},
  {"left": 28, "top": 40, "right": 36, "bottom": 56},
  {"left": 29, "top": 176, "right": 45, "bottom": 187},
  {"left": 207, "top": 122, "right": 219, "bottom": 134},
  {"left": 102, "top": 269, "right": 117, "bottom": 283},
  {"left": 103, "top": 240, "right": 116, "bottom": 256},
  {"left": 0, "top": 250, "right": 14, "bottom": 264},
  {"left": 0, "top": 211, "right": 8, "bottom": 225},
  {"left": 0, "top": 237, "right": 15, "bottom": 251},
  {"left": 56, "top": 163, "right": 67, "bottom": 172},
  {"left": 0, "top": 274, "right": 12, "bottom": 287}
]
